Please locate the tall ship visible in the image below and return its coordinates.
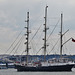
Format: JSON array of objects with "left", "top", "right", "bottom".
[{"left": 15, "top": 6, "right": 75, "bottom": 72}]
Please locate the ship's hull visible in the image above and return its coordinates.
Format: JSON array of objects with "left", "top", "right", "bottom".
[{"left": 15, "top": 64, "right": 74, "bottom": 72}]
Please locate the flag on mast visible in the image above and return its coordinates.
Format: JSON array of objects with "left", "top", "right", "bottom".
[{"left": 72, "top": 38, "right": 75, "bottom": 42}]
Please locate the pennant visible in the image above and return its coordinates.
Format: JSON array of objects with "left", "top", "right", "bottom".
[{"left": 72, "top": 38, "right": 75, "bottom": 42}]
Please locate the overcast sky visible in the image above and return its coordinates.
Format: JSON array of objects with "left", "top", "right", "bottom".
[{"left": 0, "top": 0, "right": 75, "bottom": 55}]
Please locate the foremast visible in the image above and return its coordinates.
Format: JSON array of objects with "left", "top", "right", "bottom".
[
  {"left": 25, "top": 12, "right": 30, "bottom": 65},
  {"left": 43, "top": 6, "right": 48, "bottom": 62}
]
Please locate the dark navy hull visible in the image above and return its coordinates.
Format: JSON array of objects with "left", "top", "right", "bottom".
[{"left": 15, "top": 64, "right": 74, "bottom": 72}]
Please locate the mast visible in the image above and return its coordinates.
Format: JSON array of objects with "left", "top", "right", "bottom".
[
  {"left": 25, "top": 12, "right": 29, "bottom": 65},
  {"left": 60, "top": 13, "right": 63, "bottom": 57},
  {"left": 43, "top": 6, "right": 48, "bottom": 62}
]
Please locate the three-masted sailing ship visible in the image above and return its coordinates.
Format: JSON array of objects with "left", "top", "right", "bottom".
[{"left": 15, "top": 6, "right": 75, "bottom": 72}]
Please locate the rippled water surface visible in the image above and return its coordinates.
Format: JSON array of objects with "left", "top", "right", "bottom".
[{"left": 0, "top": 68, "right": 75, "bottom": 75}]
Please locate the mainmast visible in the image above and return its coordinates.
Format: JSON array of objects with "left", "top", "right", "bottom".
[
  {"left": 25, "top": 12, "right": 30, "bottom": 65},
  {"left": 60, "top": 13, "right": 63, "bottom": 57},
  {"left": 43, "top": 6, "right": 48, "bottom": 62}
]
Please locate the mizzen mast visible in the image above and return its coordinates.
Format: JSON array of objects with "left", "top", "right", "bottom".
[{"left": 60, "top": 13, "right": 63, "bottom": 57}]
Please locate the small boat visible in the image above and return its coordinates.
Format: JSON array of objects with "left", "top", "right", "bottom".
[
  {"left": 6, "top": 62, "right": 15, "bottom": 68},
  {"left": 0, "top": 63, "right": 7, "bottom": 69},
  {"left": 15, "top": 6, "right": 75, "bottom": 72}
]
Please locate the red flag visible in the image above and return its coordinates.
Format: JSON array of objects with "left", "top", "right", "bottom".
[{"left": 72, "top": 38, "right": 75, "bottom": 42}]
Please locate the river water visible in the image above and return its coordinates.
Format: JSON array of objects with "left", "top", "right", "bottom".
[{"left": 0, "top": 68, "right": 75, "bottom": 75}]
